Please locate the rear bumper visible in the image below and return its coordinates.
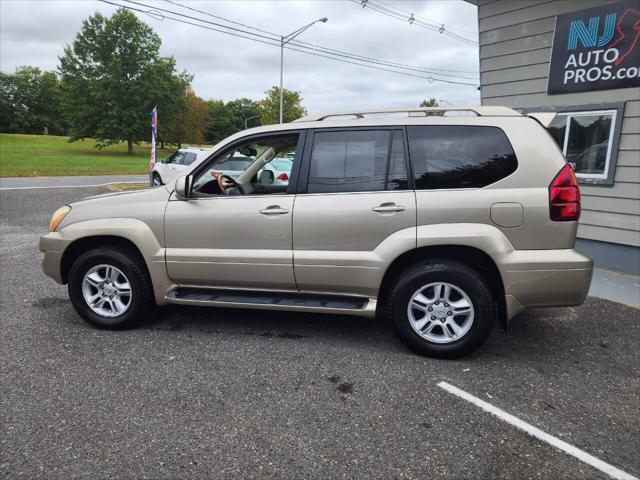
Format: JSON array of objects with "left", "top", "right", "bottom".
[{"left": 500, "top": 249, "right": 593, "bottom": 319}]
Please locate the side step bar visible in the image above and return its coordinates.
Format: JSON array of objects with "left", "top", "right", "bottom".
[{"left": 165, "top": 288, "right": 377, "bottom": 318}]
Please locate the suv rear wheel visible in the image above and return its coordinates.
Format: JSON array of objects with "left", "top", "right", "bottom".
[
  {"left": 68, "top": 247, "right": 154, "bottom": 329},
  {"left": 388, "top": 259, "right": 495, "bottom": 358}
]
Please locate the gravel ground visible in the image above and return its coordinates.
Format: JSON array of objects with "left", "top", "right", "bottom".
[{"left": 1, "top": 187, "right": 638, "bottom": 479}]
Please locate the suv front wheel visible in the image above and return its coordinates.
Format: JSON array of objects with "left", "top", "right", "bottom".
[
  {"left": 388, "top": 259, "right": 495, "bottom": 358},
  {"left": 68, "top": 247, "right": 154, "bottom": 329}
]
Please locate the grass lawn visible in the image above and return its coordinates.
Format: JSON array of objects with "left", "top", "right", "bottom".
[{"left": 0, "top": 133, "right": 180, "bottom": 177}]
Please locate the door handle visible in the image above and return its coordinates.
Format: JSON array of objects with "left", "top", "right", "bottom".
[
  {"left": 372, "top": 203, "right": 405, "bottom": 213},
  {"left": 259, "top": 205, "right": 289, "bottom": 215}
]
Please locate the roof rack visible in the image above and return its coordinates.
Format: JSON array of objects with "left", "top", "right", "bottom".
[{"left": 293, "top": 106, "right": 521, "bottom": 122}]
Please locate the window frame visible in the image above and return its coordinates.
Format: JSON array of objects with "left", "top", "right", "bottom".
[
  {"left": 186, "top": 130, "right": 307, "bottom": 199},
  {"left": 523, "top": 102, "right": 625, "bottom": 186},
  {"left": 297, "top": 126, "right": 413, "bottom": 195}
]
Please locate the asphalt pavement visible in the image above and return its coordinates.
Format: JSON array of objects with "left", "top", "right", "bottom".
[
  {"left": 0, "top": 175, "right": 148, "bottom": 189},
  {"left": 1, "top": 186, "right": 638, "bottom": 479}
]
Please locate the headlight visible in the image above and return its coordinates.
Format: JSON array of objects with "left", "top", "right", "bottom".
[{"left": 49, "top": 206, "right": 71, "bottom": 232}]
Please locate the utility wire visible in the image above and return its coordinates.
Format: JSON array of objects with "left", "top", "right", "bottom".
[
  {"left": 100, "top": 0, "right": 477, "bottom": 86},
  {"left": 124, "top": 0, "right": 282, "bottom": 43},
  {"left": 162, "top": 0, "right": 477, "bottom": 77},
  {"left": 364, "top": 1, "right": 476, "bottom": 45},
  {"left": 163, "top": 0, "right": 477, "bottom": 76},
  {"left": 126, "top": 0, "right": 478, "bottom": 81},
  {"left": 352, "top": 0, "right": 478, "bottom": 45},
  {"left": 357, "top": 0, "right": 477, "bottom": 44},
  {"left": 375, "top": 0, "right": 477, "bottom": 36}
]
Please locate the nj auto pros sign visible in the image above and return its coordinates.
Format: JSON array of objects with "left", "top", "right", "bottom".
[{"left": 548, "top": 1, "right": 640, "bottom": 94}]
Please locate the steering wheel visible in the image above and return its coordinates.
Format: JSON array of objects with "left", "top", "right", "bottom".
[{"left": 217, "top": 174, "right": 245, "bottom": 195}]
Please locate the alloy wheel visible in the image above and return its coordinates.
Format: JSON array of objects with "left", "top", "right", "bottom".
[
  {"left": 407, "top": 282, "right": 474, "bottom": 344},
  {"left": 81, "top": 264, "right": 132, "bottom": 317}
]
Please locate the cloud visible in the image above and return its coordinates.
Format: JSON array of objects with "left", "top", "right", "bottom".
[{"left": 0, "top": 0, "right": 480, "bottom": 112}]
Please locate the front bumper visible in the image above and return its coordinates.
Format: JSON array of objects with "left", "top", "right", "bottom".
[
  {"left": 500, "top": 249, "right": 593, "bottom": 319},
  {"left": 39, "top": 232, "right": 67, "bottom": 284}
]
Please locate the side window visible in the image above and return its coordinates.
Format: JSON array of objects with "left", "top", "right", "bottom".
[
  {"left": 165, "top": 152, "right": 184, "bottom": 164},
  {"left": 182, "top": 152, "right": 197, "bottom": 166},
  {"left": 191, "top": 133, "right": 300, "bottom": 196},
  {"left": 408, "top": 126, "right": 517, "bottom": 189},
  {"left": 307, "top": 130, "right": 407, "bottom": 193}
]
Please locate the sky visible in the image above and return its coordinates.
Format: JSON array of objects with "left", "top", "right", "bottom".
[{"left": 0, "top": 0, "right": 480, "bottom": 114}]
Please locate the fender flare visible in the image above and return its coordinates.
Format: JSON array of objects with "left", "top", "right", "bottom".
[{"left": 57, "top": 218, "right": 171, "bottom": 303}]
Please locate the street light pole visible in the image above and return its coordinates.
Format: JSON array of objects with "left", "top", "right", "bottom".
[
  {"left": 245, "top": 115, "right": 260, "bottom": 130},
  {"left": 280, "top": 37, "right": 284, "bottom": 124},
  {"left": 279, "top": 17, "right": 328, "bottom": 124}
]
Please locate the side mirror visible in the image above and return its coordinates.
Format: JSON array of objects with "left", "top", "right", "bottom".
[
  {"left": 174, "top": 175, "right": 192, "bottom": 200},
  {"left": 259, "top": 169, "right": 274, "bottom": 184}
]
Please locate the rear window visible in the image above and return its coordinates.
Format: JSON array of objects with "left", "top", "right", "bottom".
[
  {"left": 408, "top": 126, "right": 517, "bottom": 189},
  {"left": 182, "top": 152, "right": 197, "bottom": 165}
]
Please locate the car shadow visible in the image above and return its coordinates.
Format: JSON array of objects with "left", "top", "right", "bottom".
[
  {"left": 140, "top": 303, "right": 409, "bottom": 352},
  {"left": 37, "top": 295, "right": 632, "bottom": 363},
  {"left": 137, "top": 302, "right": 568, "bottom": 361}
]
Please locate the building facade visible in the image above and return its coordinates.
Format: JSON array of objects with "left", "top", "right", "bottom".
[{"left": 467, "top": 0, "right": 639, "bottom": 274}]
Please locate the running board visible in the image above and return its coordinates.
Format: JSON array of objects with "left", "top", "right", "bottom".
[{"left": 164, "top": 288, "right": 376, "bottom": 317}]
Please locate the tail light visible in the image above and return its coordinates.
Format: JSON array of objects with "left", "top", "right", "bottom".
[
  {"left": 277, "top": 172, "right": 289, "bottom": 181},
  {"left": 549, "top": 164, "right": 581, "bottom": 221}
]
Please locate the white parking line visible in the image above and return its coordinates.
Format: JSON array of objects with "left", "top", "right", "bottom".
[
  {"left": 437, "top": 381, "right": 638, "bottom": 480},
  {"left": 0, "top": 181, "right": 147, "bottom": 191}
]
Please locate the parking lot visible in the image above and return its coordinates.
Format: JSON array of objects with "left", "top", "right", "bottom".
[{"left": 1, "top": 186, "right": 638, "bottom": 479}]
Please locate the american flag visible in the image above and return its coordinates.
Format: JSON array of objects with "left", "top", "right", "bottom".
[{"left": 149, "top": 106, "right": 158, "bottom": 170}]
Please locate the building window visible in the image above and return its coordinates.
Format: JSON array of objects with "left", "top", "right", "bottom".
[
  {"left": 525, "top": 102, "right": 625, "bottom": 186},
  {"left": 548, "top": 110, "right": 616, "bottom": 180}
]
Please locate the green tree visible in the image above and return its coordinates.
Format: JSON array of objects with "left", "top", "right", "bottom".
[
  {"left": 420, "top": 97, "right": 439, "bottom": 108},
  {"left": 204, "top": 99, "right": 236, "bottom": 144},
  {"left": 59, "top": 9, "right": 191, "bottom": 154},
  {"left": 0, "top": 72, "right": 16, "bottom": 132},
  {"left": 169, "top": 88, "right": 208, "bottom": 147},
  {"left": 226, "top": 97, "right": 261, "bottom": 131},
  {"left": 258, "top": 86, "right": 306, "bottom": 125},
  {"left": 0, "top": 66, "right": 66, "bottom": 135}
]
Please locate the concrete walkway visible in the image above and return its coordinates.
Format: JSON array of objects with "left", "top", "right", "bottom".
[
  {"left": 589, "top": 268, "right": 640, "bottom": 307},
  {"left": 0, "top": 175, "right": 148, "bottom": 189}
]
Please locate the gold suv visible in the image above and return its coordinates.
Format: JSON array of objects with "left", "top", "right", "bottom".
[{"left": 40, "top": 107, "right": 593, "bottom": 358}]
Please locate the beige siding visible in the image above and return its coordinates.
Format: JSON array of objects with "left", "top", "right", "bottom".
[
  {"left": 478, "top": 0, "right": 640, "bottom": 247},
  {"left": 481, "top": 48, "right": 551, "bottom": 71},
  {"left": 480, "top": 16, "right": 555, "bottom": 44},
  {"left": 479, "top": 0, "right": 613, "bottom": 32}
]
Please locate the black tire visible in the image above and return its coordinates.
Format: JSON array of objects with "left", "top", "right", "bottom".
[
  {"left": 68, "top": 247, "right": 154, "bottom": 329},
  {"left": 387, "top": 259, "right": 495, "bottom": 359},
  {"left": 152, "top": 172, "right": 163, "bottom": 187}
]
